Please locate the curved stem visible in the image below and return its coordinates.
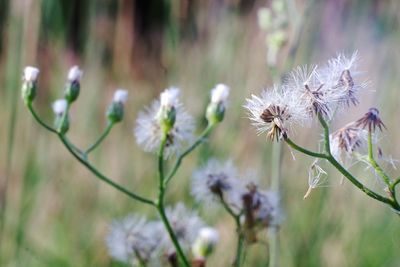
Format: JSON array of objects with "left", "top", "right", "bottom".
[
  {"left": 58, "top": 135, "right": 155, "bottom": 206},
  {"left": 28, "top": 103, "right": 82, "bottom": 155},
  {"left": 85, "top": 122, "right": 114, "bottom": 155},
  {"left": 285, "top": 138, "right": 327, "bottom": 159},
  {"left": 163, "top": 123, "right": 215, "bottom": 187},
  {"left": 157, "top": 134, "right": 190, "bottom": 267},
  {"left": 27, "top": 102, "right": 57, "bottom": 134}
]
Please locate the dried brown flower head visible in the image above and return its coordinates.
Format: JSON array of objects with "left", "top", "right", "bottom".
[
  {"left": 356, "top": 108, "right": 386, "bottom": 132},
  {"left": 260, "top": 104, "right": 291, "bottom": 141}
]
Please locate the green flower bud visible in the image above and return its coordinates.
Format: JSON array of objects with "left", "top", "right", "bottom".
[
  {"left": 52, "top": 99, "right": 69, "bottom": 134},
  {"left": 107, "top": 101, "right": 124, "bottom": 123},
  {"left": 206, "top": 84, "right": 230, "bottom": 125},
  {"left": 64, "top": 66, "right": 82, "bottom": 103}
]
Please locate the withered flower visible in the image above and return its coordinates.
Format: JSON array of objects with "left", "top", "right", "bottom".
[{"left": 355, "top": 108, "right": 386, "bottom": 132}]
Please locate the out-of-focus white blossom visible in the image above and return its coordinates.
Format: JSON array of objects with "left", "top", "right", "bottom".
[
  {"left": 161, "top": 203, "right": 205, "bottom": 254},
  {"left": 67, "top": 65, "right": 82, "bottom": 82},
  {"left": 113, "top": 89, "right": 128, "bottom": 103},
  {"left": 52, "top": 99, "right": 68, "bottom": 116},
  {"left": 135, "top": 95, "right": 195, "bottom": 158},
  {"left": 23, "top": 66, "right": 40, "bottom": 82},
  {"left": 160, "top": 87, "right": 180, "bottom": 108},
  {"left": 192, "top": 159, "right": 242, "bottom": 212},
  {"left": 192, "top": 227, "right": 219, "bottom": 259},
  {"left": 106, "top": 215, "right": 163, "bottom": 266},
  {"left": 211, "top": 84, "right": 230, "bottom": 104}
]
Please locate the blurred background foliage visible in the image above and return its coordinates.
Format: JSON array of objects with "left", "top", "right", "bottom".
[{"left": 1, "top": 0, "right": 400, "bottom": 266}]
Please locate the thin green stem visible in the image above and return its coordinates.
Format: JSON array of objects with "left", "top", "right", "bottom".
[
  {"left": 27, "top": 102, "right": 57, "bottom": 134},
  {"left": 285, "top": 138, "right": 327, "bottom": 159},
  {"left": 163, "top": 123, "right": 215, "bottom": 187},
  {"left": 367, "top": 131, "right": 392, "bottom": 187},
  {"left": 58, "top": 135, "right": 155, "bottom": 206},
  {"left": 234, "top": 216, "right": 245, "bottom": 267},
  {"left": 28, "top": 103, "right": 83, "bottom": 155},
  {"left": 218, "top": 195, "right": 244, "bottom": 267},
  {"left": 157, "top": 134, "right": 190, "bottom": 267},
  {"left": 85, "top": 122, "right": 114, "bottom": 155}
]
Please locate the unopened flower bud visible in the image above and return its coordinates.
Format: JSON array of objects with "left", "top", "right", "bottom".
[
  {"left": 157, "top": 87, "right": 180, "bottom": 133},
  {"left": 64, "top": 66, "right": 82, "bottom": 103},
  {"left": 52, "top": 99, "right": 69, "bottom": 134},
  {"left": 107, "top": 89, "right": 128, "bottom": 123},
  {"left": 206, "top": 84, "right": 230, "bottom": 125},
  {"left": 192, "top": 227, "right": 219, "bottom": 259},
  {"left": 21, "top": 66, "right": 40, "bottom": 104}
]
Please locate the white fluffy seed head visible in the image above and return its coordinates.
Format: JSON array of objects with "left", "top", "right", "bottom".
[
  {"left": 23, "top": 66, "right": 40, "bottom": 82},
  {"left": 67, "top": 65, "right": 82, "bottom": 82},
  {"left": 52, "top": 99, "right": 68, "bottom": 115},
  {"left": 244, "top": 85, "right": 310, "bottom": 140},
  {"left": 211, "top": 83, "right": 230, "bottom": 104},
  {"left": 160, "top": 87, "right": 180, "bottom": 108},
  {"left": 113, "top": 89, "right": 128, "bottom": 103},
  {"left": 105, "top": 215, "right": 163, "bottom": 265},
  {"left": 160, "top": 203, "right": 205, "bottom": 254},
  {"left": 134, "top": 99, "right": 195, "bottom": 158},
  {"left": 191, "top": 159, "right": 242, "bottom": 212}
]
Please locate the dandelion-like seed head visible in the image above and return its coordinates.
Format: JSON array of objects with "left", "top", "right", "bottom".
[
  {"left": 355, "top": 107, "right": 386, "bottom": 132},
  {"left": 244, "top": 86, "right": 308, "bottom": 141},
  {"left": 285, "top": 65, "right": 335, "bottom": 117},
  {"left": 113, "top": 89, "right": 128, "bottom": 103},
  {"left": 192, "top": 159, "right": 240, "bottom": 207},
  {"left": 67, "top": 65, "right": 82, "bottom": 82},
  {"left": 106, "top": 215, "right": 163, "bottom": 265},
  {"left": 241, "top": 182, "right": 282, "bottom": 241},
  {"left": 161, "top": 203, "right": 205, "bottom": 254},
  {"left": 23, "top": 66, "right": 40, "bottom": 82},
  {"left": 135, "top": 95, "right": 195, "bottom": 158},
  {"left": 52, "top": 99, "right": 68, "bottom": 116},
  {"left": 320, "top": 52, "right": 366, "bottom": 108}
]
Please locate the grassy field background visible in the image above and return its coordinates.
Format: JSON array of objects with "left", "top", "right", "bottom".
[{"left": 1, "top": 0, "right": 400, "bottom": 266}]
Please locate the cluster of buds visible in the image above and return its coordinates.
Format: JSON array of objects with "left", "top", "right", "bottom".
[
  {"left": 21, "top": 65, "right": 129, "bottom": 135},
  {"left": 257, "top": 0, "right": 288, "bottom": 67}
]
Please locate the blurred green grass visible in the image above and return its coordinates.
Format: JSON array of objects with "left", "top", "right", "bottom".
[{"left": 1, "top": 1, "right": 400, "bottom": 266}]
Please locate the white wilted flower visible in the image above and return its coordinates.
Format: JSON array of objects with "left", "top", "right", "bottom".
[
  {"left": 52, "top": 99, "right": 68, "bottom": 116},
  {"left": 329, "top": 123, "right": 368, "bottom": 164},
  {"left": 23, "top": 66, "right": 40, "bottom": 82},
  {"left": 191, "top": 159, "right": 242, "bottom": 211},
  {"left": 244, "top": 85, "right": 309, "bottom": 141},
  {"left": 106, "top": 215, "right": 163, "bottom": 265},
  {"left": 161, "top": 203, "right": 205, "bottom": 254},
  {"left": 135, "top": 93, "right": 195, "bottom": 158},
  {"left": 319, "top": 52, "right": 366, "bottom": 107},
  {"left": 284, "top": 65, "right": 341, "bottom": 118},
  {"left": 113, "top": 89, "right": 128, "bottom": 103},
  {"left": 192, "top": 227, "right": 220, "bottom": 259},
  {"left": 211, "top": 84, "right": 230, "bottom": 104},
  {"left": 67, "top": 65, "right": 82, "bottom": 82}
]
